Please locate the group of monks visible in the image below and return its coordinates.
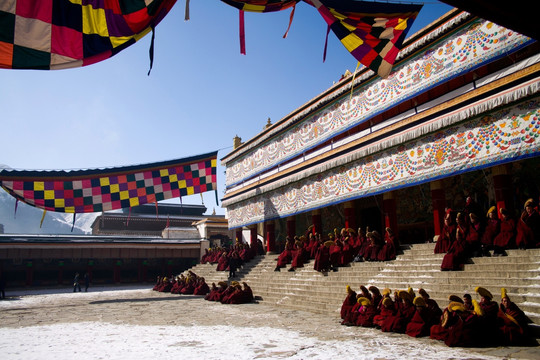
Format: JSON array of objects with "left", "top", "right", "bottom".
[
  {"left": 152, "top": 270, "right": 255, "bottom": 305},
  {"left": 204, "top": 280, "right": 254, "bottom": 304},
  {"left": 437, "top": 197, "right": 540, "bottom": 271},
  {"left": 152, "top": 270, "right": 210, "bottom": 295},
  {"left": 274, "top": 225, "right": 398, "bottom": 273},
  {"left": 341, "top": 285, "right": 534, "bottom": 347},
  {"left": 201, "top": 240, "right": 265, "bottom": 275}
]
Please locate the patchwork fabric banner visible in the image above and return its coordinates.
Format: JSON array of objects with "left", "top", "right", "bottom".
[
  {"left": 0, "top": 151, "right": 218, "bottom": 213},
  {"left": 221, "top": 0, "right": 422, "bottom": 78},
  {"left": 0, "top": 0, "right": 176, "bottom": 70}
]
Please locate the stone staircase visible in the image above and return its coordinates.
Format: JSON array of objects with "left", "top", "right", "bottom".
[{"left": 186, "top": 243, "right": 540, "bottom": 332}]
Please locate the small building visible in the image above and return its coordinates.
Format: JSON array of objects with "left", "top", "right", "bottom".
[{"left": 0, "top": 203, "right": 233, "bottom": 287}]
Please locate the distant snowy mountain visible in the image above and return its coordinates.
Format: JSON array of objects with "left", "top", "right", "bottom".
[{"left": 0, "top": 189, "right": 98, "bottom": 234}]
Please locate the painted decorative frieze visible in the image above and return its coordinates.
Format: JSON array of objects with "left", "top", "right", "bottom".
[
  {"left": 225, "top": 20, "right": 532, "bottom": 188},
  {"left": 226, "top": 98, "right": 540, "bottom": 228}
]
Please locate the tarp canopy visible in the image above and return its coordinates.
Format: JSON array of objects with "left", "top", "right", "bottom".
[
  {"left": 0, "top": 151, "right": 218, "bottom": 213},
  {"left": 0, "top": 0, "right": 422, "bottom": 78}
]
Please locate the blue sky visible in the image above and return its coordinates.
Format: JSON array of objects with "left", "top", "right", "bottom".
[{"left": 0, "top": 1, "right": 454, "bottom": 215}]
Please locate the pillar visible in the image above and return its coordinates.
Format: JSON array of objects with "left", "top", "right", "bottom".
[
  {"left": 114, "top": 260, "right": 121, "bottom": 283},
  {"left": 286, "top": 216, "right": 296, "bottom": 239},
  {"left": 311, "top": 209, "right": 322, "bottom": 235},
  {"left": 235, "top": 229, "right": 243, "bottom": 243},
  {"left": 57, "top": 260, "right": 65, "bottom": 285},
  {"left": 430, "top": 180, "right": 446, "bottom": 236},
  {"left": 25, "top": 261, "right": 33, "bottom": 286},
  {"left": 264, "top": 221, "right": 276, "bottom": 254},
  {"left": 344, "top": 201, "right": 356, "bottom": 230},
  {"left": 492, "top": 164, "right": 513, "bottom": 214},
  {"left": 382, "top": 191, "right": 398, "bottom": 233},
  {"left": 250, "top": 226, "right": 258, "bottom": 247}
]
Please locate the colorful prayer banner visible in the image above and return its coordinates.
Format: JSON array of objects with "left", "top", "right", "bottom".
[
  {"left": 0, "top": 0, "right": 176, "bottom": 70},
  {"left": 221, "top": 0, "right": 422, "bottom": 78},
  {"left": 0, "top": 151, "right": 218, "bottom": 213}
]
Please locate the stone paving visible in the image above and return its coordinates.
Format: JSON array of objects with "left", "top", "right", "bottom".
[{"left": 1, "top": 285, "right": 539, "bottom": 359}]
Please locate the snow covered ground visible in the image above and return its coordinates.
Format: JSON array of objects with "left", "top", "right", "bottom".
[{"left": 0, "top": 286, "right": 534, "bottom": 360}]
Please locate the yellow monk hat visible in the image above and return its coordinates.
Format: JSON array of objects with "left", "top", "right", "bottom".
[
  {"left": 475, "top": 286, "right": 493, "bottom": 300},
  {"left": 487, "top": 206, "right": 497, "bottom": 216},
  {"left": 398, "top": 290, "right": 413, "bottom": 302},
  {"left": 382, "top": 288, "right": 391, "bottom": 296},
  {"left": 413, "top": 296, "right": 426, "bottom": 307},
  {"left": 448, "top": 301, "right": 466, "bottom": 312},
  {"left": 448, "top": 294, "right": 463, "bottom": 303},
  {"left": 357, "top": 297, "right": 372, "bottom": 306},
  {"left": 501, "top": 287, "right": 510, "bottom": 301},
  {"left": 382, "top": 297, "right": 394, "bottom": 308}
]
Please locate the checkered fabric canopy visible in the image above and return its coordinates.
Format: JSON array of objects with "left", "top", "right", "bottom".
[
  {"left": 221, "top": 0, "right": 423, "bottom": 78},
  {"left": 0, "top": 0, "right": 176, "bottom": 70},
  {"left": 0, "top": 151, "right": 218, "bottom": 213}
]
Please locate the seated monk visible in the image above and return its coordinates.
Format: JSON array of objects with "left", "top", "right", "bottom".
[
  {"left": 313, "top": 238, "right": 332, "bottom": 272},
  {"left": 289, "top": 236, "right": 308, "bottom": 272},
  {"left": 152, "top": 276, "right": 162, "bottom": 291},
  {"left": 340, "top": 285, "right": 358, "bottom": 321},
  {"left": 434, "top": 210, "right": 456, "bottom": 254},
  {"left": 221, "top": 281, "right": 242, "bottom": 304},
  {"left": 430, "top": 295, "right": 463, "bottom": 342},
  {"left": 493, "top": 208, "right": 516, "bottom": 255},
  {"left": 443, "top": 300, "right": 483, "bottom": 347},
  {"left": 406, "top": 296, "right": 437, "bottom": 337},
  {"left": 355, "top": 297, "right": 378, "bottom": 327},
  {"left": 373, "top": 296, "right": 395, "bottom": 329},
  {"left": 378, "top": 227, "right": 397, "bottom": 261},
  {"left": 193, "top": 277, "right": 210, "bottom": 295},
  {"left": 275, "top": 236, "right": 295, "bottom": 271},
  {"left": 364, "top": 230, "right": 383, "bottom": 261},
  {"left": 216, "top": 250, "right": 230, "bottom": 271},
  {"left": 516, "top": 198, "right": 540, "bottom": 249},
  {"left": 381, "top": 290, "right": 416, "bottom": 333},
  {"left": 216, "top": 282, "right": 236, "bottom": 303},
  {"left": 498, "top": 288, "right": 533, "bottom": 346},
  {"left": 206, "top": 281, "right": 228, "bottom": 302},
  {"left": 441, "top": 212, "right": 469, "bottom": 270},
  {"left": 205, "top": 282, "right": 217, "bottom": 300},
  {"left": 158, "top": 277, "right": 172, "bottom": 293},
  {"left": 418, "top": 288, "right": 443, "bottom": 321},
  {"left": 475, "top": 286, "right": 503, "bottom": 346},
  {"left": 368, "top": 286, "right": 383, "bottom": 309},
  {"left": 227, "top": 282, "right": 254, "bottom": 304}
]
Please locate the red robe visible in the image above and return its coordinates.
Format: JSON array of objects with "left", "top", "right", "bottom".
[
  {"left": 516, "top": 210, "right": 540, "bottom": 249},
  {"left": 493, "top": 218, "right": 516, "bottom": 249},
  {"left": 406, "top": 307, "right": 434, "bottom": 337},
  {"left": 378, "top": 233, "right": 396, "bottom": 261},
  {"left": 340, "top": 290, "right": 357, "bottom": 320},
  {"left": 482, "top": 218, "right": 500, "bottom": 246},
  {"left": 355, "top": 305, "right": 378, "bottom": 327},
  {"left": 434, "top": 223, "right": 456, "bottom": 253}
]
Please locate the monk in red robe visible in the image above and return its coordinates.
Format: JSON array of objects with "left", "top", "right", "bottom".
[
  {"left": 275, "top": 236, "right": 295, "bottom": 271},
  {"left": 406, "top": 296, "right": 434, "bottom": 337},
  {"left": 434, "top": 210, "right": 456, "bottom": 253},
  {"left": 493, "top": 208, "right": 516, "bottom": 255},
  {"left": 475, "top": 286, "right": 503, "bottom": 346},
  {"left": 481, "top": 206, "right": 500, "bottom": 255},
  {"left": 313, "top": 238, "right": 332, "bottom": 272},
  {"left": 193, "top": 277, "right": 210, "bottom": 295},
  {"left": 355, "top": 297, "right": 378, "bottom": 327},
  {"left": 378, "top": 227, "right": 397, "bottom": 261},
  {"left": 516, "top": 198, "right": 540, "bottom": 249},
  {"left": 373, "top": 294, "right": 395, "bottom": 329},
  {"left": 498, "top": 288, "right": 533, "bottom": 345},
  {"left": 340, "top": 285, "right": 358, "bottom": 321},
  {"left": 441, "top": 212, "right": 468, "bottom": 270}
]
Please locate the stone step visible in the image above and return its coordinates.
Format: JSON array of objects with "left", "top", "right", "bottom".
[{"left": 186, "top": 243, "right": 540, "bottom": 334}]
